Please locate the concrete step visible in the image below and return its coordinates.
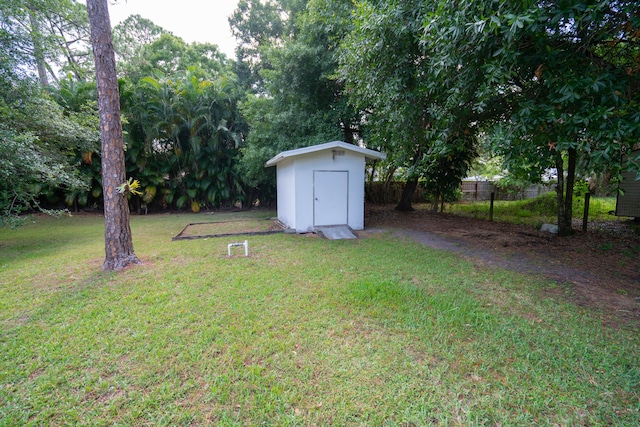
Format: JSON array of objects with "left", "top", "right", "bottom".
[{"left": 315, "top": 225, "right": 357, "bottom": 240}]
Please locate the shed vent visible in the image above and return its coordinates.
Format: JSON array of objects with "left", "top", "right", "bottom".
[{"left": 332, "top": 150, "right": 345, "bottom": 159}]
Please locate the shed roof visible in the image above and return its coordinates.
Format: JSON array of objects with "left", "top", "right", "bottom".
[{"left": 265, "top": 141, "right": 386, "bottom": 167}]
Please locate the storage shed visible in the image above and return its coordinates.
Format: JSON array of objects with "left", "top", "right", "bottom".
[
  {"left": 265, "top": 141, "right": 386, "bottom": 233},
  {"left": 616, "top": 148, "right": 640, "bottom": 219}
]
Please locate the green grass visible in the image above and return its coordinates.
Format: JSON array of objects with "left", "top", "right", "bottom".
[
  {"left": 1, "top": 212, "right": 638, "bottom": 426},
  {"left": 448, "top": 192, "right": 621, "bottom": 227}
]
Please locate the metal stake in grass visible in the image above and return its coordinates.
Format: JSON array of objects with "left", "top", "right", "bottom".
[{"left": 228, "top": 240, "right": 249, "bottom": 257}]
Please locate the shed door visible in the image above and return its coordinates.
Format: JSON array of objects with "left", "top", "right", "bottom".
[{"left": 314, "top": 170, "right": 348, "bottom": 226}]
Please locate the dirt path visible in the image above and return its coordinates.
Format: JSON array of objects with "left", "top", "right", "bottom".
[{"left": 363, "top": 205, "right": 640, "bottom": 326}]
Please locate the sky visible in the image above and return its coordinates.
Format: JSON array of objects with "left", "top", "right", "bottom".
[{"left": 105, "top": 0, "right": 240, "bottom": 57}]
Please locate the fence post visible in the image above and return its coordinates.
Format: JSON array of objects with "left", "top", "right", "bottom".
[
  {"left": 582, "top": 192, "right": 590, "bottom": 232},
  {"left": 490, "top": 192, "right": 495, "bottom": 222}
]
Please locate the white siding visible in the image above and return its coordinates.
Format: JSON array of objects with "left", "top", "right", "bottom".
[
  {"left": 271, "top": 142, "right": 379, "bottom": 232},
  {"left": 293, "top": 153, "right": 324, "bottom": 232},
  {"left": 276, "top": 159, "right": 296, "bottom": 229},
  {"left": 346, "top": 152, "right": 366, "bottom": 230},
  {"left": 617, "top": 173, "right": 640, "bottom": 217},
  {"left": 616, "top": 150, "right": 640, "bottom": 218}
]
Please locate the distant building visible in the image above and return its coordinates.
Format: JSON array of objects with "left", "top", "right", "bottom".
[{"left": 616, "top": 149, "right": 640, "bottom": 219}]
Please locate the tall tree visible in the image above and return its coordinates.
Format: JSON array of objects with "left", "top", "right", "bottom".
[
  {"left": 112, "top": 14, "right": 167, "bottom": 80},
  {"left": 425, "top": 0, "right": 640, "bottom": 235},
  {"left": 229, "top": 0, "right": 307, "bottom": 92},
  {"left": 0, "top": 0, "right": 99, "bottom": 227},
  {"left": 0, "top": 0, "right": 93, "bottom": 84},
  {"left": 235, "top": 0, "right": 359, "bottom": 203},
  {"left": 339, "top": 0, "right": 484, "bottom": 211},
  {"left": 86, "top": 0, "right": 140, "bottom": 270},
  {"left": 339, "top": 0, "right": 434, "bottom": 211}
]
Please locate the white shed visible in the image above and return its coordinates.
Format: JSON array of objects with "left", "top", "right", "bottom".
[{"left": 265, "top": 141, "right": 386, "bottom": 233}]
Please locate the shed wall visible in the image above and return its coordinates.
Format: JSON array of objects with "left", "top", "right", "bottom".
[
  {"left": 617, "top": 173, "right": 640, "bottom": 217},
  {"left": 276, "top": 159, "right": 297, "bottom": 229},
  {"left": 277, "top": 149, "right": 366, "bottom": 232},
  {"left": 345, "top": 152, "right": 366, "bottom": 230},
  {"left": 617, "top": 150, "right": 640, "bottom": 218}
]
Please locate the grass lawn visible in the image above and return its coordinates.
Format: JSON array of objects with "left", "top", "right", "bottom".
[
  {"left": 448, "top": 193, "right": 623, "bottom": 228},
  {"left": 1, "top": 211, "right": 638, "bottom": 426}
]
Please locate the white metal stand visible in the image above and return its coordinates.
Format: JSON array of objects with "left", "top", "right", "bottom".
[{"left": 227, "top": 240, "right": 249, "bottom": 257}]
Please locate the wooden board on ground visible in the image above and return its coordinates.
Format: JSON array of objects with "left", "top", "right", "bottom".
[{"left": 173, "top": 219, "right": 286, "bottom": 240}]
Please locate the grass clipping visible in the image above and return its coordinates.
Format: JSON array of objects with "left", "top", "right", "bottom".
[{"left": 173, "top": 218, "right": 286, "bottom": 240}]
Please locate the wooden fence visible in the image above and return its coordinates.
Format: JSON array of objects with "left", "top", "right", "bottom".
[
  {"left": 461, "top": 180, "right": 554, "bottom": 201},
  {"left": 366, "top": 181, "right": 553, "bottom": 204},
  {"left": 365, "top": 182, "right": 425, "bottom": 204}
]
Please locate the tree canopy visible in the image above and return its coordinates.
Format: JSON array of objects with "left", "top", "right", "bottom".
[
  {"left": 0, "top": 0, "right": 98, "bottom": 226},
  {"left": 1, "top": 0, "right": 248, "bottom": 224},
  {"left": 230, "top": 0, "right": 356, "bottom": 202},
  {"left": 1, "top": 0, "right": 93, "bottom": 84},
  {"left": 339, "top": 0, "right": 479, "bottom": 211},
  {"left": 3, "top": 0, "right": 639, "bottom": 237},
  {"left": 424, "top": 0, "right": 640, "bottom": 233}
]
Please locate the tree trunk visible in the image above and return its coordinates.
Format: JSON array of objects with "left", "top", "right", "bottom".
[
  {"left": 341, "top": 119, "right": 355, "bottom": 144},
  {"left": 87, "top": 0, "right": 141, "bottom": 270},
  {"left": 395, "top": 177, "right": 418, "bottom": 211},
  {"left": 561, "top": 147, "right": 577, "bottom": 235},
  {"left": 555, "top": 152, "right": 565, "bottom": 232},
  {"left": 382, "top": 166, "right": 397, "bottom": 204},
  {"left": 555, "top": 149, "right": 576, "bottom": 237},
  {"left": 431, "top": 193, "right": 439, "bottom": 212},
  {"left": 29, "top": 10, "right": 49, "bottom": 87}
]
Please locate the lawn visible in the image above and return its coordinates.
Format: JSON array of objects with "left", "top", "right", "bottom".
[{"left": 1, "top": 211, "right": 638, "bottom": 426}]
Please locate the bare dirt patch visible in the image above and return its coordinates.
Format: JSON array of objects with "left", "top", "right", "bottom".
[{"left": 363, "top": 204, "right": 640, "bottom": 326}]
